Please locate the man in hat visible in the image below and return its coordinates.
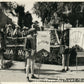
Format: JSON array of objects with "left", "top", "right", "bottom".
[
  {"left": 33, "top": 21, "right": 40, "bottom": 31},
  {"left": 25, "top": 27, "right": 37, "bottom": 80},
  {"left": 13, "top": 25, "right": 22, "bottom": 37},
  {"left": 22, "top": 26, "right": 28, "bottom": 36},
  {"left": 6, "top": 24, "right": 13, "bottom": 36}
]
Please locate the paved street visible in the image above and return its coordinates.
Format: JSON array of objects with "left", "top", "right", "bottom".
[{"left": 0, "top": 60, "right": 84, "bottom": 82}]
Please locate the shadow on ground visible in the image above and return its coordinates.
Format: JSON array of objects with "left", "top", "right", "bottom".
[{"left": 35, "top": 69, "right": 63, "bottom": 75}]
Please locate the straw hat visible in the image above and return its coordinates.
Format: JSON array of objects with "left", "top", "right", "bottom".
[
  {"left": 23, "top": 26, "right": 28, "bottom": 30},
  {"left": 33, "top": 21, "right": 39, "bottom": 25},
  {"left": 15, "top": 25, "right": 20, "bottom": 29},
  {"left": 8, "top": 24, "right": 12, "bottom": 27}
]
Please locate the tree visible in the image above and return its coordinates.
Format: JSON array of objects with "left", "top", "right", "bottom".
[
  {"left": 0, "top": 2, "right": 18, "bottom": 28},
  {"left": 15, "top": 6, "right": 33, "bottom": 28},
  {"left": 33, "top": 2, "right": 58, "bottom": 26},
  {"left": 33, "top": 2, "right": 84, "bottom": 27},
  {"left": 66, "top": 2, "right": 83, "bottom": 27},
  {"left": 58, "top": 2, "right": 83, "bottom": 27},
  {"left": 0, "top": 2, "right": 12, "bottom": 28},
  {"left": 24, "top": 11, "right": 32, "bottom": 28},
  {"left": 15, "top": 5, "right": 25, "bottom": 28}
]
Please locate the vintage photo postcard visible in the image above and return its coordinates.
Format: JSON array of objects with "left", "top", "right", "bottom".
[{"left": 0, "top": 0, "right": 84, "bottom": 83}]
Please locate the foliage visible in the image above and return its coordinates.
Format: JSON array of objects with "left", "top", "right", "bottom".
[
  {"left": 0, "top": 2, "right": 18, "bottom": 29},
  {"left": 72, "top": 45, "right": 84, "bottom": 52},
  {"left": 15, "top": 5, "right": 25, "bottom": 28},
  {"left": 1, "top": 2, "right": 17, "bottom": 13},
  {"left": 0, "top": 2, "right": 32, "bottom": 29},
  {"left": 33, "top": 2, "right": 58, "bottom": 25},
  {"left": 15, "top": 5, "right": 32, "bottom": 28},
  {"left": 33, "top": 2, "right": 84, "bottom": 27}
]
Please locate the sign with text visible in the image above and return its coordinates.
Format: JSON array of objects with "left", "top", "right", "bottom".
[
  {"left": 37, "top": 31, "right": 50, "bottom": 52},
  {"left": 70, "top": 28, "right": 84, "bottom": 49}
]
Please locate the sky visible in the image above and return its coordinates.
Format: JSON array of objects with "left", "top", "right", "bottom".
[{"left": 16, "top": 0, "right": 35, "bottom": 12}]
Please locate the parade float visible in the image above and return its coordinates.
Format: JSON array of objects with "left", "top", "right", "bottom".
[{"left": 3, "top": 26, "right": 84, "bottom": 67}]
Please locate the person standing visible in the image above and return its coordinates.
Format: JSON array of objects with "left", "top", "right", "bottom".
[
  {"left": 61, "top": 45, "right": 70, "bottom": 72},
  {"left": 13, "top": 25, "right": 23, "bottom": 37},
  {"left": 24, "top": 27, "right": 37, "bottom": 80},
  {"left": 0, "top": 28, "right": 6, "bottom": 69},
  {"left": 6, "top": 24, "right": 13, "bottom": 37},
  {"left": 60, "top": 30, "right": 70, "bottom": 72}
]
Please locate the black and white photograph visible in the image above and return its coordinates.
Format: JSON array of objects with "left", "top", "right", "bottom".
[{"left": 0, "top": 0, "right": 84, "bottom": 82}]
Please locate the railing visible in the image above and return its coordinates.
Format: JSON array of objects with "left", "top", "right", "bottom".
[
  {"left": 4, "top": 29, "right": 61, "bottom": 64},
  {"left": 4, "top": 36, "right": 26, "bottom": 61}
]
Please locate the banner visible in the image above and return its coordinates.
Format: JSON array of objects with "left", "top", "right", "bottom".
[
  {"left": 69, "top": 28, "right": 84, "bottom": 49},
  {"left": 37, "top": 31, "right": 50, "bottom": 52}
]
